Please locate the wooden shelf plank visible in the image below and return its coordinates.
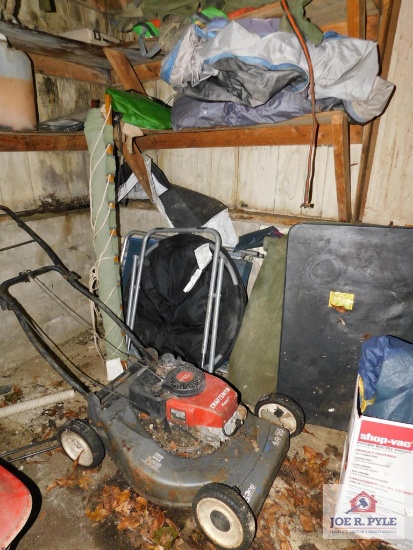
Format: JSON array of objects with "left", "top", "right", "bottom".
[
  {"left": 0, "top": 112, "right": 362, "bottom": 154},
  {"left": 28, "top": 53, "right": 111, "bottom": 85},
  {"left": 135, "top": 113, "right": 362, "bottom": 151},
  {"left": 0, "top": 132, "right": 87, "bottom": 152}
]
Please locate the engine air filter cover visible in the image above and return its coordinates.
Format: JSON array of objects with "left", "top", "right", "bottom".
[{"left": 163, "top": 363, "right": 206, "bottom": 397}]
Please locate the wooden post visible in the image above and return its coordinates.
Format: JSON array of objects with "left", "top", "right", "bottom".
[
  {"left": 352, "top": 0, "right": 401, "bottom": 222},
  {"left": 104, "top": 48, "right": 147, "bottom": 94},
  {"left": 347, "top": 0, "right": 366, "bottom": 38},
  {"left": 332, "top": 113, "right": 352, "bottom": 222},
  {"left": 103, "top": 48, "right": 152, "bottom": 200}
]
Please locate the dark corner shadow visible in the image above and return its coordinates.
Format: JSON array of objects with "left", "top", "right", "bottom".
[{"left": 0, "top": 458, "right": 42, "bottom": 549}]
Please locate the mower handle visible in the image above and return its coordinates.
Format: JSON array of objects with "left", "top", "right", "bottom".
[
  {"left": 0, "top": 205, "right": 73, "bottom": 273},
  {"left": 0, "top": 265, "right": 157, "bottom": 397}
]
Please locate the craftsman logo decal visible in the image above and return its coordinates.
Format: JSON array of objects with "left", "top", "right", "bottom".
[
  {"left": 358, "top": 420, "right": 413, "bottom": 450},
  {"left": 210, "top": 387, "right": 230, "bottom": 410},
  {"left": 176, "top": 371, "right": 194, "bottom": 382}
]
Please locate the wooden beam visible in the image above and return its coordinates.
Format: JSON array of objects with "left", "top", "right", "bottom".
[
  {"left": 104, "top": 47, "right": 146, "bottom": 94},
  {"left": 73, "top": 0, "right": 107, "bottom": 11},
  {"left": 123, "top": 145, "right": 153, "bottom": 199},
  {"left": 231, "top": 208, "right": 337, "bottom": 225},
  {"left": 106, "top": 0, "right": 130, "bottom": 10},
  {"left": 352, "top": 0, "right": 401, "bottom": 222},
  {"left": 121, "top": 200, "right": 341, "bottom": 226},
  {"left": 111, "top": 61, "right": 161, "bottom": 86},
  {"left": 0, "top": 21, "right": 161, "bottom": 74},
  {"left": 332, "top": 113, "right": 351, "bottom": 222},
  {"left": 29, "top": 53, "right": 110, "bottom": 85},
  {"left": 347, "top": 0, "right": 366, "bottom": 38},
  {"left": 104, "top": 48, "right": 152, "bottom": 199},
  {"left": 0, "top": 132, "right": 87, "bottom": 152},
  {"left": 230, "top": 2, "right": 283, "bottom": 20}
]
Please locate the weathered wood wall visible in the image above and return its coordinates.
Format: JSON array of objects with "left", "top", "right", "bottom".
[
  {"left": 0, "top": 0, "right": 133, "bottom": 212},
  {"left": 151, "top": 80, "right": 362, "bottom": 222},
  {"left": 363, "top": 0, "right": 413, "bottom": 226}
]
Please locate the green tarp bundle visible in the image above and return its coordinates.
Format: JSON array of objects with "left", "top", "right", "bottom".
[
  {"left": 227, "top": 236, "right": 287, "bottom": 408},
  {"left": 106, "top": 88, "right": 172, "bottom": 130}
]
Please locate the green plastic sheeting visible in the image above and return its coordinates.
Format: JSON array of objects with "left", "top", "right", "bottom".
[
  {"left": 84, "top": 109, "right": 127, "bottom": 361},
  {"left": 106, "top": 88, "right": 172, "bottom": 130},
  {"left": 279, "top": 0, "right": 323, "bottom": 46},
  {"left": 227, "top": 236, "right": 287, "bottom": 408}
]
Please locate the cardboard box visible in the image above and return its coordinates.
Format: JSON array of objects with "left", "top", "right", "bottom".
[
  {"left": 334, "top": 378, "right": 413, "bottom": 547},
  {"left": 59, "top": 29, "right": 120, "bottom": 46}
]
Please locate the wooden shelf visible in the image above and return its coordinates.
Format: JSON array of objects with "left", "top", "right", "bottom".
[
  {"left": 0, "top": 0, "right": 392, "bottom": 224},
  {"left": 0, "top": 111, "right": 361, "bottom": 153},
  {"left": 0, "top": 131, "right": 87, "bottom": 152},
  {"left": 136, "top": 112, "right": 362, "bottom": 151}
]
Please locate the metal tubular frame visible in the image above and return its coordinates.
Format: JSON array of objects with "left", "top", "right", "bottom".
[{"left": 121, "top": 227, "right": 228, "bottom": 373}]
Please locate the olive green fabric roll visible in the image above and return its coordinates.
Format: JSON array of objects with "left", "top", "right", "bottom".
[{"left": 227, "top": 236, "right": 287, "bottom": 407}]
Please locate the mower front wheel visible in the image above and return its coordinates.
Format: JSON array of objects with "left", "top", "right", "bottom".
[
  {"left": 58, "top": 419, "right": 105, "bottom": 469},
  {"left": 193, "top": 483, "right": 256, "bottom": 550},
  {"left": 255, "top": 393, "right": 305, "bottom": 437}
]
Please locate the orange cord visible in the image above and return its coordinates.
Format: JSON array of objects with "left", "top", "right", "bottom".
[{"left": 280, "top": 0, "right": 318, "bottom": 208}]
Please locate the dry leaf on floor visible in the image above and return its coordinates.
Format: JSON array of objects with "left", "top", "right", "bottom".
[
  {"left": 46, "top": 464, "right": 92, "bottom": 493},
  {"left": 276, "top": 531, "right": 287, "bottom": 545},
  {"left": 117, "top": 513, "right": 147, "bottom": 531},
  {"left": 63, "top": 410, "right": 79, "bottom": 418},
  {"left": 114, "top": 499, "right": 134, "bottom": 515},
  {"left": 86, "top": 504, "right": 111, "bottom": 522},
  {"left": 301, "top": 427, "right": 315, "bottom": 436},
  {"left": 153, "top": 525, "right": 179, "bottom": 549},
  {"left": 299, "top": 513, "right": 315, "bottom": 532},
  {"left": 1, "top": 385, "right": 24, "bottom": 407},
  {"left": 165, "top": 518, "right": 178, "bottom": 531},
  {"left": 150, "top": 508, "right": 166, "bottom": 533},
  {"left": 303, "top": 446, "right": 318, "bottom": 460}
]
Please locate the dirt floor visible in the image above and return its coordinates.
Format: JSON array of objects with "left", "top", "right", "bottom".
[{"left": 0, "top": 331, "right": 394, "bottom": 550}]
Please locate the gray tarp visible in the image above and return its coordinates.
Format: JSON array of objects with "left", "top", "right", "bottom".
[
  {"left": 171, "top": 90, "right": 341, "bottom": 130},
  {"left": 161, "top": 20, "right": 394, "bottom": 118},
  {"left": 171, "top": 75, "right": 393, "bottom": 129}
]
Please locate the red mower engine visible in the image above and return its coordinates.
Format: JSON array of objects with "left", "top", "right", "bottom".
[{"left": 129, "top": 353, "right": 246, "bottom": 447}]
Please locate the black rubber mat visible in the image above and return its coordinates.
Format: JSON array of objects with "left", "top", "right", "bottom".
[{"left": 277, "top": 223, "right": 413, "bottom": 431}]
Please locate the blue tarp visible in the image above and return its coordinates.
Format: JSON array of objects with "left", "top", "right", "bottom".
[{"left": 358, "top": 335, "right": 413, "bottom": 424}]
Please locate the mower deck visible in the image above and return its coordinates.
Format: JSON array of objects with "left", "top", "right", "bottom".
[{"left": 88, "top": 366, "right": 289, "bottom": 513}]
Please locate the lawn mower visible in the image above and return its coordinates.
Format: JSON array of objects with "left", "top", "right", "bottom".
[
  {"left": 121, "top": 226, "right": 305, "bottom": 438},
  {"left": 0, "top": 206, "right": 289, "bottom": 550}
]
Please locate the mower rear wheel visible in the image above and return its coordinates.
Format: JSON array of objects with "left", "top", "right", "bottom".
[
  {"left": 193, "top": 483, "right": 256, "bottom": 550},
  {"left": 255, "top": 393, "right": 305, "bottom": 437},
  {"left": 58, "top": 419, "right": 105, "bottom": 469}
]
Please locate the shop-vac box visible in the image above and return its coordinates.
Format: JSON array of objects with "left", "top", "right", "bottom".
[{"left": 334, "top": 378, "right": 413, "bottom": 547}]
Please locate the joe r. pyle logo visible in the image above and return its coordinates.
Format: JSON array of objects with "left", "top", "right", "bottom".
[
  {"left": 346, "top": 491, "right": 377, "bottom": 514},
  {"left": 329, "top": 490, "right": 397, "bottom": 530}
]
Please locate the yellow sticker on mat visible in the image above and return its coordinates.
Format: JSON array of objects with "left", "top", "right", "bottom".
[{"left": 329, "top": 291, "right": 354, "bottom": 311}]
